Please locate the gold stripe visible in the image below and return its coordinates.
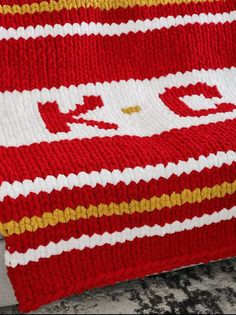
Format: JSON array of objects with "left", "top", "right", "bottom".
[
  {"left": 122, "top": 105, "right": 142, "bottom": 114},
  {"left": 0, "top": 179, "right": 235, "bottom": 237},
  {"left": 0, "top": 0, "right": 221, "bottom": 15}
]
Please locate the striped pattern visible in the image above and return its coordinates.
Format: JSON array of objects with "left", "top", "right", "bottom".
[
  {"left": 1, "top": 11, "right": 235, "bottom": 40},
  {"left": 0, "top": 0, "right": 221, "bottom": 15},
  {"left": 1, "top": 149, "right": 235, "bottom": 201},
  {"left": 5, "top": 206, "right": 236, "bottom": 268},
  {"left": 1, "top": 23, "right": 234, "bottom": 92},
  {"left": 1, "top": 1, "right": 234, "bottom": 29},
  {"left": 0, "top": 0, "right": 235, "bottom": 312},
  {"left": 1, "top": 178, "right": 235, "bottom": 237}
]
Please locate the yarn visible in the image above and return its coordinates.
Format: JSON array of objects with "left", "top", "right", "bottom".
[{"left": 0, "top": 0, "right": 235, "bottom": 312}]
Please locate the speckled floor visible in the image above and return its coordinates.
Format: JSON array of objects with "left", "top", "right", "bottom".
[{"left": 1, "top": 258, "right": 236, "bottom": 314}]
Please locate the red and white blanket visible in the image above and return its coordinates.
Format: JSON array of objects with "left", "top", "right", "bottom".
[{"left": 0, "top": 0, "right": 236, "bottom": 312}]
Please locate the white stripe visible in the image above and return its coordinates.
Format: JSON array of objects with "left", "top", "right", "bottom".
[
  {"left": 0, "top": 150, "right": 235, "bottom": 202},
  {"left": 5, "top": 206, "right": 236, "bottom": 268},
  {"left": 1, "top": 67, "right": 236, "bottom": 147},
  {"left": 0, "top": 11, "right": 235, "bottom": 40}
]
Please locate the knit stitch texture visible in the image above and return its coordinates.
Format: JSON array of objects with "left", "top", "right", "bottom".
[{"left": 0, "top": 0, "right": 236, "bottom": 312}]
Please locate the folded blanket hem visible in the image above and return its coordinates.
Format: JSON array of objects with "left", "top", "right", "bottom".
[{"left": 16, "top": 245, "right": 236, "bottom": 313}]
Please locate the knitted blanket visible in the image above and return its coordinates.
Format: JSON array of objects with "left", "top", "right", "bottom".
[{"left": 0, "top": 0, "right": 236, "bottom": 312}]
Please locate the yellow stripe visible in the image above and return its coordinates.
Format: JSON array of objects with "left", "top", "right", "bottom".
[
  {"left": 0, "top": 0, "right": 221, "bottom": 15},
  {"left": 0, "top": 179, "right": 235, "bottom": 237},
  {"left": 122, "top": 105, "right": 142, "bottom": 114}
]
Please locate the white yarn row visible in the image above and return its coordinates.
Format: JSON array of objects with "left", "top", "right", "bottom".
[
  {"left": 1, "top": 150, "right": 235, "bottom": 201},
  {"left": 0, "top": 11, "right": 235, "bottom": 40}
]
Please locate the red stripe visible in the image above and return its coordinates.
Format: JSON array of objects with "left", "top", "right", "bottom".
[
  {"left": 0, "top": 23, "right": 235, "bottom": 92},
  {"left": 0, "top": 1, "right": 234, "bottom": 28},
  {"left": 0, "top": 0, "right": 45, "bottom": 4},
  {"left": 7, "top": 219, "right": 236, "bottom": 312},
  {"left": 0, "top": 0, "right": 222, "bottom": 5},
  {"left": 1, "top": 161, "right": 235, "bottom": 222},
  {"left": 0, "top": 0, "right": 228, "bottom": 10},
  {"left": 0, "top": 119, "right": 236, "bottom": 184},
  {"left": 6, "top": 192, "right": 236, "bottom": 252}
]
